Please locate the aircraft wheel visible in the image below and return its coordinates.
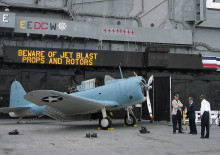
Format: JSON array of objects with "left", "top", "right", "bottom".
[
  {"left": 99, "top": 116, "right": 112, "bottom": 130},
  {"left": 124, "top": 114, "right": 136, "bottom": 126}
]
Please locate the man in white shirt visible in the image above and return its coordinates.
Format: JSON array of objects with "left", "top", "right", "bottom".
[{"left": 200, "top": 94, "right": 211, "bottom": 138}]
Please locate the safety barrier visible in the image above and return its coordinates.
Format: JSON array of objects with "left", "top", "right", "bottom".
[
  {"left": 183, "top": 111, "right": 219, "bottom": 125},
  {"left": 209, "top": 111, "right": 219, "bottom": 125},
  {"left": 195, "top": 111, "right": 201, "bottom": 124}
]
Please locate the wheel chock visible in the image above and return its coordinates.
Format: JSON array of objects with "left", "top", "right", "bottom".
[
  {"left": 98, "top": 127, "right": 115, "bottom": 130},
  {"left": 109, "top": 112, "right": 114, "bottom": 116},
  {"left": 123, "top": 124, "right": 137, "bottom": 127}
]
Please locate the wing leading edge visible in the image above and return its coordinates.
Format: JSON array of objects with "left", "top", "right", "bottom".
[{"left": 24, "top": 90, "right": 116, "bottom": 116}]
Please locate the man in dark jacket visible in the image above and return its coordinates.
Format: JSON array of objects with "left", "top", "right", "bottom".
[{"left": 187, "top": 97, "right": 197, "bottom": 134}]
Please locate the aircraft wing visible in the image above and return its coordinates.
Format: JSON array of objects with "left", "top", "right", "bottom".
[
  {"left": 24, "top": 90, "right": 106, "bottom": 116},
  {"left": 0, "top": 107, "right": 30, "bottom": 113}
]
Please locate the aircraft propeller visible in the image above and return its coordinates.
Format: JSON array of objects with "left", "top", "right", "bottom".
[{"left": 133, "top": 72, "right": 154, "bottom": 119}]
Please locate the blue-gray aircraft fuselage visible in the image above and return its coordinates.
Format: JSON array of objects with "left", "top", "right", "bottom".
[{"left": 0, "top": 73, "right": 153, "bottom": 129}]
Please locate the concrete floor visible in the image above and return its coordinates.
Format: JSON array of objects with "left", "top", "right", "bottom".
[{"left": 0, "top": 119, "right": 220, "bottom": 155}]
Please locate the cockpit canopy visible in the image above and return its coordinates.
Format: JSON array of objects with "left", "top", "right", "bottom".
[
  {"left": 76, "top": 75, "right": 116, "bottom": 92},
  {"left": 76, "top": 78, "right": 96, "bottom": 91},
  {"left": 104, "top": 75, "right": 115, "bottom": 84}
]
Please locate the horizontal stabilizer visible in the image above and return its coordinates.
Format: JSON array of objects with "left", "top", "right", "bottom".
[{"left": 0, "top": 107, "right": 30, "bottom": 113}]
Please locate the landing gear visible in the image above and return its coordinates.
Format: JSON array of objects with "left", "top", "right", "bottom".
[
  {"left": 124, "top": 106, "right": 136, "bottom": 126},
  {"left": 99, "top": 107, "right": 112, "bottom": 130},
  {"left": 99, "top": 116, "right": 112, "bottom": 130},
  {"left": 124, "top": 114, "right": 136, "bottom": 126}
]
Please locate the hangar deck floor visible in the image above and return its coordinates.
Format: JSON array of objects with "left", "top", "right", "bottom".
[{"left": 0, "top": 119, "right": 220, "bottom": 155}]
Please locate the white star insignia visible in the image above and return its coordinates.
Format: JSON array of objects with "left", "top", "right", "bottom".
[{"left": 42, "top": 96, "right": 63, "bottom": 103}]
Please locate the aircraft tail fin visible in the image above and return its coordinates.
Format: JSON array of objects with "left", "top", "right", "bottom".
[{"left": 10, "top": 81, "right": 30, "bottom": 108}]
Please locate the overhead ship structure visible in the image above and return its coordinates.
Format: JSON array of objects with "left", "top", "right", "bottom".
[{"left": 0, "top": 0, "right": 220, "bottom": 121}]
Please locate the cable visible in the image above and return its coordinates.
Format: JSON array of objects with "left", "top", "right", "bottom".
[
  {"left": 139, "top": 0, "right": 166, "bottom": 18},
  {"left": 99, "top": 0, "right": 108, "bottom": 50},
  {"left": 122, "top": 0, "right": 130, "bottom": 51}
]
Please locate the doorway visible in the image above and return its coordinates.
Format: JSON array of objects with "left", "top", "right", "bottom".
[{"left": 153, "top": 77, "right": 171, "bottom": 122}]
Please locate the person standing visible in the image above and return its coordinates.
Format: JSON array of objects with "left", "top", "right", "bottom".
[
  {"left": 172, "top": 94, "right": 184, "bottom": 134},
  {"left": 200, "top": 94, "right": 211, "bottom": 138},
  {"left": 187, "top": 97, "right": 197, "bottom": 134}
]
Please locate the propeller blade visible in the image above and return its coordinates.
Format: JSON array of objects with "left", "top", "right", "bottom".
[
  {"left": 146, "top": 90, "right": 153, "bottom": 119},
  {"left": 147, "top": 75, "right": 154, "bottom": 87},
  {"left": 133, "top": 72, "right": 154, "bottom": 119},
  {"left": 146, "top": 75, "right": 154, "bottom": 119}
]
